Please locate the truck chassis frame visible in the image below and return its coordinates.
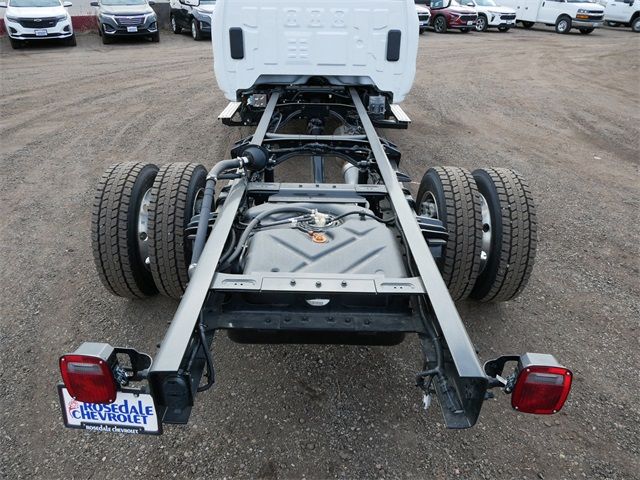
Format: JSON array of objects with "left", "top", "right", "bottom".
[{"left": 147, "top": 87, "right": 487, "bottom": 429}]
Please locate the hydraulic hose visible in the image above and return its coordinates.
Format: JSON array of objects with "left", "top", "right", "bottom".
[
  {"left": 191, "top": 158, "right": 244, "bottom": 266},
  {"left": 220, "top": 206, "right": 314, "bottom": 271}
]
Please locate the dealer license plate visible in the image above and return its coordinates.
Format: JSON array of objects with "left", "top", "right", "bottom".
[
  {"left": 127, "top": 26, "right": 138, "bottom": 32},
  {"left": 35, "top": 29, "right": 48, "bottom": 36},
  {"left": 58, "top": 385, "right": 161, "bottom": 435}
]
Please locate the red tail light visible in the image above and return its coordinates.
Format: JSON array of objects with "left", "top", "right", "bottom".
[
  {"left": 59, "top": 354, "right": 117, "bottom": 404},
  {"left": 511, "top": 365, "right": 572, "bottom": 414}
]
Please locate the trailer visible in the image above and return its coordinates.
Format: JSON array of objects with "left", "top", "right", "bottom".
[{"left": 57, "top": 0, "right": 572, "bottom": 435}]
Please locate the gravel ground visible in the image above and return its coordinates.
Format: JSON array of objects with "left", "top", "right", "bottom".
[{"left": 0, "top": 26, "right": 639, "bottom": 480}]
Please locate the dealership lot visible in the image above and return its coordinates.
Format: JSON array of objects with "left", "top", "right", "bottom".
[{"left": 1, "top": 27, "right": 639, "bottom": 479}]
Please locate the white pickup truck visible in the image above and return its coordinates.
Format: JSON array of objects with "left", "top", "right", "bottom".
[
  {"left": 498, "top": 0, "right": 605, "bottom": 33},
  {"left": 604, "top": 0, "right": 640, "bottom": 31}
]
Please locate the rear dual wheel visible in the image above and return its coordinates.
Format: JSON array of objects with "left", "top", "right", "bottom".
[
  {"left": 416, "top": 166, "right": 537, "bottom": 302},
  {"left": 470, "top": 168, "right": 537, "bottom": 302},
  {"left": 92, "top": 162, "right": 206, "bottom": 300}
]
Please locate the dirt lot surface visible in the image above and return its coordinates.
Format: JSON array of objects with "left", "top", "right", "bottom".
[{"left": 1, "top": 25, "right": 639, "bottom": 480}]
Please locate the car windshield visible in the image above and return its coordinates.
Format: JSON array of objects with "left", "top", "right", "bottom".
[
  {"left": 101, "top": 0, "right": 146, "bottom": 5},
  {"left": 431, "top": 0, "right": 452, "bottom": 7},
  {"left": 200, "top": 0, "right": 215, "bottom": 3},
  {"left": 9, "top": 0, "right": 61, "bottom": 6},
  {"left": 475, "top": 0, "right": 497, "bottom": 5}
]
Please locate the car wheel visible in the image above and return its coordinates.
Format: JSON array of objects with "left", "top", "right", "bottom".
[
  {"left": 416, "top": 167, "right": 483, "bottom": 301},
  {"left": 151, "top": 32, "right": 160, "bottom": 42},
  {"left": 460, "top": 27, "right": 470, "bottom": 32},
  {"left": 632, "top": 16, "right": 640, "bottom": 32},
  {"left": 521, "top": 21, "right": 534, "bottom": 28},
  {"left": 476, "top": 15, "right": 488, "bottom": 32},
  {"left": 171, "top": 15, "right": 182, "bottom": 34},
  {"left": 434, "top": 15, "right": 448, "bottom": 33},
  {"left": 555, "top": 15, "right": 571, "bottom": 33},
  {"left": 606, "top": 21, "right": 618, "bottom": 27},
  {"left": 579, "top": 27, "right": 594, "bottom": 34},
  {"left": 9, "top": 37, "right": 23, "bottom": 49},
  {"left": 149, "top": 162, "right": 207, "bottom": 299},
  {"left": 419, "top": 28, "right": 426, "bottom": 35},
  {"left": 92, "top": 163, "right": 160, "bottom": 299},
  {"left": 191, "top": 18, "right": 203, "bottom": 40},
  {"left": 498, "top": 26, "right": 510, "bottom": 32},
  {"left": 102, "top": 30, "right": 113, "bottom": 44},
  {"left": 66, "top": 34, "right": 77, "bottom": 46},
  {"left": 470, "top": 168, "right": 537, "bottom": 303}
]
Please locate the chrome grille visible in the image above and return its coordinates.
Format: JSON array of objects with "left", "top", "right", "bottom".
[{"left": 115, "top": 15, "right": 145, "bottom": 26}]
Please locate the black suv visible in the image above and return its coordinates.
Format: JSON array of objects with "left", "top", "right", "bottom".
[{"left": 170, "top": 0, "right": 215, "bottom": 40}]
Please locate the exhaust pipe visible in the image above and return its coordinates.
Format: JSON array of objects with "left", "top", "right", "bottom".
[{"left": 342, "top": 162, "right": 359, "bottom": 185}]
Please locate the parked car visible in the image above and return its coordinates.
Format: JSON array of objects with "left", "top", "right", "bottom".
[
  {"left": 604, "top": 0, "right": 640, "bottom": 31},
  {"left": 463, "top": 0, "right": 517, "bottom": 30},
  {"left": 498, "top": 0, "right": 605, "bottom": 33},
  {"left": 90, "top": 0, "right": 159, "bottom": 44},
  {"left": 427, "top": 0, "right": 478, "bottom": 33},
  {"left": 0, "top": 0, "right": 75, "bottom": 49},
  {"left": 416, "top": 3, "right": 432, "bottom": 33},
  {"left": 169, "top": 0, "right": 215, "bottom": 40}
]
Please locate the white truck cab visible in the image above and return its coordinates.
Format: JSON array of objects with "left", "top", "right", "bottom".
[
  {"left": 604, "top": 0, "right": 640, "bottom": 31},
  {"left": 211, "top": 0, "right": 419, "bottom": 104},
  {"left": 498, "top": 0, "right": 605, "bottom": 33}
]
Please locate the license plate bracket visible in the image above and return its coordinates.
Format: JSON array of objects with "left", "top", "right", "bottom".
[{"left": 58, "top": 385, "right": 161, "bottom": 435}]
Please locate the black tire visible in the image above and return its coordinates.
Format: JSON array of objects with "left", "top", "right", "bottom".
[
  {"left": 9, "top": 37, "right": 23, "bottom": 49},
  {"left": 521, "top": 21, "right": 534, "bottom": 28},
  {"left": 476, "top": 15, "right": 488, "bottom": 32},
  {"left": 434, "top": 15, "right": 448, "bottom": 33},
  {"left": 151, "top": 31, "right": 160, "bottom": 42},
  {"left": 460, "top": 27, "right": 470, "bottom": 33},
  {"left": 149, "top": 163, "right": 207, "bottom": 299},
  {"left": 632, "top": 16, "right": 640, "bottom": 32},
  {"left": 555, "top": 15, "right": 572, "bottom": 34},
  {"left": 579, "top": 28, "right": 594, "bottom": 34},
  {"left": 191, "top": 18, "right": 203, "bottom": 40},
  {"left": 606, "top": 21, "right": 618, "bottom": 27},
  {"left": 498, "top": 26, "right": 510, "bottom": 32},
  {"left": 470, "top": 168, "right": 537, "bottom": 302},
  {"left": 92, "top": 163, "right": 159, "bottom": 299},
  {"left": 170, "top": 15, "right": 182, "bottom": 34},
  {"left": 419, "top": 28, "right": 426, "bottom": 35},
  {"left": 416, "top": 167, "right": 483, "bottom": 301},
  {"left": 66, "top": 34, "right": 77, "bottom": 46},
  {"left": 102, "top": 31, "right": 113, "bottom": 44}
]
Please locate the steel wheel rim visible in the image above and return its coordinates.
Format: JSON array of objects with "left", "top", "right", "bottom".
[
  {"left": 192, "top": 187, "right": 204, "bottom": 217},
  {"left": 478, "top": 193, "right": 492, "bottom": 272},
  {"left": 137, "top": 188, "right": 152, "bottom": 268},
  {"left": 558, "top": 20, "right": 567, "bottom": 32},
  {"left": 420, "top": 192, "right": 439, "bottom": 219}
]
